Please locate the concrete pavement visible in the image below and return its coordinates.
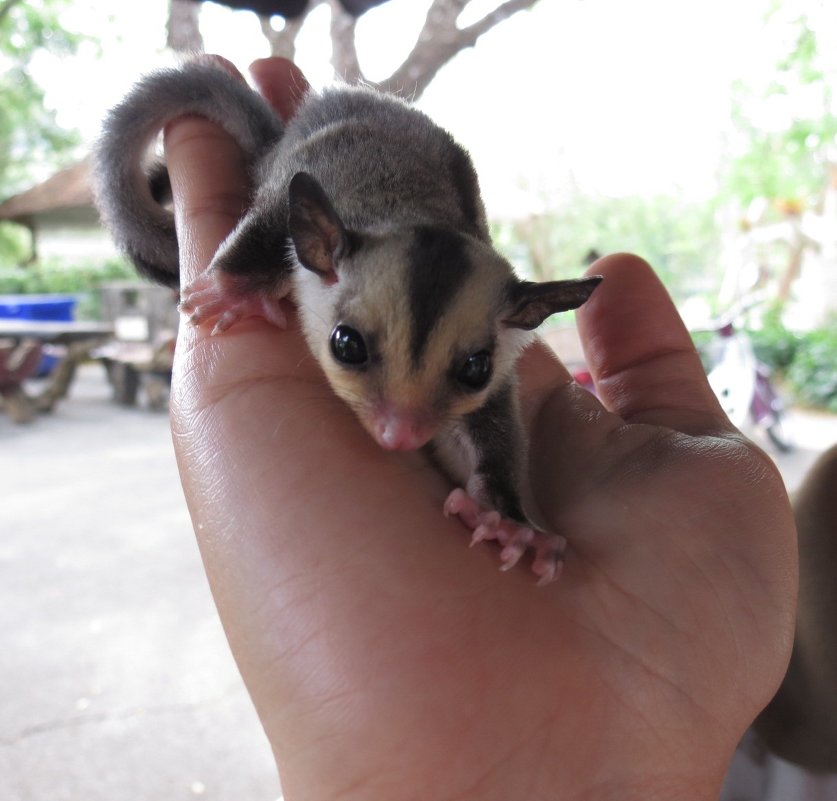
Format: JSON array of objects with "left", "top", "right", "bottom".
[
  {"left": 2, "top": 364, "right": 836, "bottom": 800},
  {"left": 1, "top": 365, "right": 279, "bottom": 801}
]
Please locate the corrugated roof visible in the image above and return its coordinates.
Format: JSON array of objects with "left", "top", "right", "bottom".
[{"left": 0, "top": 160, "right": 95, "bottom": 223}]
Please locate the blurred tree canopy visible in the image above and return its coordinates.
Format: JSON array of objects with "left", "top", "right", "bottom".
[
  {"left": 0, "top": 0, "right": 81, "bottom": 195},
  {"left": 0, "top": 0, "right": 83, "bottom": 261},
  {"left": 494, "top": 192, "right": 721, "bottom": 302},
  {"left": 503, "top": 3, "right": 837, "bottom": 307},
  {"left": 716, "top": 3, "right": 837, "bottom": 317},
  {"left": 722, "top": 4, "right": 837, "bottom": 213}
]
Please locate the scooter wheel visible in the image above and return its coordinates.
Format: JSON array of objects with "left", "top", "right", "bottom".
[{"left": 766, "top": 418, "right": 793, "bottom": 453}]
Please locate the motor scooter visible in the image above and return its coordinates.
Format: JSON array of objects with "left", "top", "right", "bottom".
[
  {"left": 570, "top": 315, "right": 793, "bottom": 453},
  {"left": 703, "top": 316, "right": 792, "bottom": 452}
]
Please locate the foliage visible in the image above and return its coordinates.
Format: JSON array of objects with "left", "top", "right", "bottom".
[
  {"left": 748, "top": 307, "right": 801, "bottom": 372},
  {"left": 721, "top": 6, "right": 837, "bottom": 212},
  {"left": 729, "top": 310, "right": 837, "bottom": 413},
  {"left": 0, "top": 258, "right": 134, "bottom": 294},
  {"left": 493, "top": 192, "right": 721, "bottom": 302},
  {"left": 691, "top": 305, "right": 837, "bottom": 412},
  {"left": 0, "top": 257, "right": 136, "bottom": 319},
  {"left": 786, "top": 322, "right": 837, "bottom": 413},
  {"left": 690, "top": 330, "right": 715, "bottom": 373},
  {"left": 0, "top": 220, "right": 30, "bottom": 264},
  {"left": 0, "top": 0, "right": 82, "bottom": 197}
]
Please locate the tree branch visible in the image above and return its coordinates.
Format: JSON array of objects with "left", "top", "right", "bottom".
[
  {"left": 329, "top": 0, "right": 363, "bottom": 83},
  {"left": 377, "top": 0, "right": 540, "bottom": 100},
  {"left": 167, "top": 0, "right": 204, "bottom": 53},
  {"left": 460, "top": 0, "right": 540, "bottom": 44}
]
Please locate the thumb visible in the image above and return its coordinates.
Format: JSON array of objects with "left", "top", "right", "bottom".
[{"left": 577, "top": 253, "right": 730, "bottom": 435}]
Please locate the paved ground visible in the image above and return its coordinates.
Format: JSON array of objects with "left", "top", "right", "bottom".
[
  {"left": 1, "top": 365, "right": 279, "bottom": 801},
  {"left": 2, "top": 364, "right": 836, "bottom": 801}
]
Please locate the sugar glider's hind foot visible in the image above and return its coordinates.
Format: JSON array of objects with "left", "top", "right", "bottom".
[
  {"left": 443, "top": 488, "right": 566, "bottom": 585},
  {"left": 179, "top": 271, "right": 289, "bottom": 335}
]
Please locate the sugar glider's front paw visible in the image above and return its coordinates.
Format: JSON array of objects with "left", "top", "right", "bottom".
[
  {"left": 443, "top": 488, "right": 566, "bottom": 585},
  {"left": 179, "top": 271, "right": 288, "bottom": 335}
]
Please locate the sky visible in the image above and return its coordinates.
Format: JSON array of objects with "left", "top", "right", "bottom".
[{"left": 28, "top": 0, "right": 796, "bottom": 217}]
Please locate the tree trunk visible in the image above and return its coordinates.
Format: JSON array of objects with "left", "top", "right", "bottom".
[{"left": 329, "top": 0, "right": 361, "bottom": 83}]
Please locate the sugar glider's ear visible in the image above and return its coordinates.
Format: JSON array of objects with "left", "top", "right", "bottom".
[
  {"left": 503, "top": 276, "right": 603, "bottom": 330},
  {"left": 288, "top": 171, "right": 350, "bottom": 279}
]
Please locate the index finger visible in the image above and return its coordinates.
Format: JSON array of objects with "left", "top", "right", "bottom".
[
  {"left": 164, "top": 114, "right": 250, "bottom": 285},
  {"left": 249, "top": 57, "right": 310, "bottom": 122},
  {"left": 164, "top": 56, "right": 309, "bottom": 286}
]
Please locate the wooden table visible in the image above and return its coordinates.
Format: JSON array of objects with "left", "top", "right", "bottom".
[{"left": 0, "top": 320, "right": 113, "bottom": 423}]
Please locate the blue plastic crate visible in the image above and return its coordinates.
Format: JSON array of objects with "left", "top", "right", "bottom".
[{"left": 0, "top": 294, "right": 77, "bottom": 322}]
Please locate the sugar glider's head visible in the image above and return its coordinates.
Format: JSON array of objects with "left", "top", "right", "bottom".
[{"left": 288, "top": 172, "right": 601, "bottom": 451}]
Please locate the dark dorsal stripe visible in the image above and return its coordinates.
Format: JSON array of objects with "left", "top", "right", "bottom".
[
  {"left": 446, "top": 141, "right": 486, "bottom": 240},
  {"left": 407, "top": 225, "right": 474, "bottom": 366}
]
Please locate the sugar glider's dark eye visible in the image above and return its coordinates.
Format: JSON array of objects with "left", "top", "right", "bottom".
[
  {"left": 457, "top": 350, "right": 492, "bottom": 391},
  {"left": 330, "top": 324, "right": 368, "bottom": 366}
]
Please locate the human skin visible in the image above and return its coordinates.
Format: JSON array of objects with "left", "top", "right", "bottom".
[{"left": 164, "top": 56, "right": 797, "bottom": 801}]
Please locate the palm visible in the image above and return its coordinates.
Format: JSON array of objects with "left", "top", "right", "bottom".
[
  {"left": 171, "top": 295, "right": 793, "bottom": 801},
  {"left": 164, "top": 60, "right": 797, "bottom": 801}
]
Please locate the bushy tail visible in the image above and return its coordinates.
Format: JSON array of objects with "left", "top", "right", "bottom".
[{"left": 93, "top": 61, "right": 284, "bottom": 288}]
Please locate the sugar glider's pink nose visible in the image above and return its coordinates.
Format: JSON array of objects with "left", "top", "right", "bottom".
[{"left": 372, "top": 409, "right": 435, "bottom": 451}]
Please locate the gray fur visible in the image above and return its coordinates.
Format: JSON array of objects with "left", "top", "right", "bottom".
[
  {"left": 95, "top": 61, "right": 602, "bottom": 569},
  {"left": 272, "top": 84, "right": 488, "bottom": 237},
  {"left": 93, "top": 62, "right": 284, "bottom": 287},
  {"left": 94, "top": 61, "right": 489, "bottom": 292}
]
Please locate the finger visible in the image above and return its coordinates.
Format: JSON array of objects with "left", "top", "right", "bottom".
[
  {"left": 577, "top": 253, "right": 729, "bottom": 434},
  {"left": 516, "top": 337, "right": 598, "bottom": 427},
  {"left": 164, "top": 57, "right": 309, "bottom": 290},
  {"left": 164, "top": 116, "right": 250, "bottom": 286},
  {"left": 249, "top": 57, "right": 310, "bottom": 122}
]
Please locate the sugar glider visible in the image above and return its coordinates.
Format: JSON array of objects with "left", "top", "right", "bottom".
[{"left": 94, "top": 60, "right": 601, "bottom": 584}]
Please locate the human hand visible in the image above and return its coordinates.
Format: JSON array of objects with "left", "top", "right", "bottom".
[{"left": 165, "top": 57, "right": 797, "bottom": 801}]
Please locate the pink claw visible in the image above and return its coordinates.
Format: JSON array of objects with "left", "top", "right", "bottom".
[
  {"left": 444, "top": 488, "right": 483, "bottom": 530},
  {"left": 470, "top": 523, "right": 496, "bottom": 547},
  {"left": 180, "top": 272, "right": 288, "bottom": 334},
  {"left": 531, "top": 532, "right": 568, "bottom": 585},
  {"left": 481, "top": 510, "right": 501, "bottom": 529},
  {"left": 534, "top": 559, "right": 562, "bottom": 586},
  {"left": 443, "top": 488, "right": 566, "bottom": 584},
  {"left": 500, "top": 541, "right": 527, "bottom": 570}
]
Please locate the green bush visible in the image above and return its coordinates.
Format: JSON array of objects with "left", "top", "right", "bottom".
[
  {"left": 748, "top": 310, "right": 801, "bottom": 373},
  {"left": 690, "top": 329, "right": 715, "bottom": 372},
  {"left": 0, "top": 222, "right": 31, "bottom": 265},
  {"left": 0, "top": 258, "right": 137, "bottom": 319},
  {"left": 692, "top": 312, "right": 837, "bottom": 413},
  {"left": 0, "top": 258, "right": 134, "bottom": 295},
  {"left": 787, "top": 322, "right": 837, "bottom": 413}
]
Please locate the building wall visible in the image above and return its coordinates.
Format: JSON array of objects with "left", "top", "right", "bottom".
[{"left": 32, "top": 208, "right": 119, "bottom": 264}]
